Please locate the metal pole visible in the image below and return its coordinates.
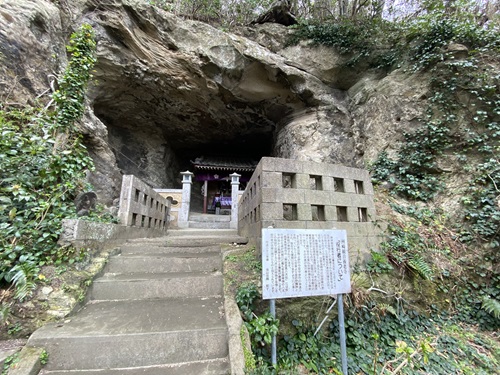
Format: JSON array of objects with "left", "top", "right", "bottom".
[
  {"left": 337, "top": 294, "right": 348, "bottom": 375},
  {"left": 270, "top": 299, "right": 277, "bottom": 366}
]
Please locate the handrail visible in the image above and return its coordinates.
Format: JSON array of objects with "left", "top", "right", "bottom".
[{"left": 118, "top": 175, "right": 170, "bottom": 230}]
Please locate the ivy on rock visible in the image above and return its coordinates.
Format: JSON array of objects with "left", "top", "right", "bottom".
[{"left": 0, "top": 24, "right": 97, "bottom": 300}]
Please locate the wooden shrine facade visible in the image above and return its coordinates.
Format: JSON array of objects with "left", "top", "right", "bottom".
[{"left": 191, "top": 156, "right": 257, "bottom": 214}]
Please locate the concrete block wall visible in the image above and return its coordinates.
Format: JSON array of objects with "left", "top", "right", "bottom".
[
  {"left": 238, "top": 157, "right": 381, "bottom": 257},
  {"left": 118, "top": 175, "right": 170, "bottom": 230}
]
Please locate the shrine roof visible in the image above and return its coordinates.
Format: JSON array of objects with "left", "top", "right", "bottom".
[{"left": 191, "top": 155, "right": 258, "bottom": 172}]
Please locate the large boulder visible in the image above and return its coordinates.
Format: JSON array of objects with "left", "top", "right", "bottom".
[{"left": 0, "top": 0, "right": 67, "bottom": 103}]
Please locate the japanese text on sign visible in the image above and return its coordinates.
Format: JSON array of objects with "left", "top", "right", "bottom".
[{"left": 262, "top": 229, "right": 351, "bottom": 299}]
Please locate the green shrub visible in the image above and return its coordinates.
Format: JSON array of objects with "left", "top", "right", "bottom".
[
  {"left": 407, "top": 13, "right": 500, "bottom": 70},
  {"left": 366, "top": 249, "right": 393, "bottom": 274},
  {"left": 288, "top": 18, "right": 403, "bottom": 69}
]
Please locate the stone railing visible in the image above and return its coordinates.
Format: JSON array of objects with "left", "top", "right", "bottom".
[
  {"left": 118, "top": 175, "right": 170, "bottom": 230},
  {"left": 238, "top": 157, "right": 380, "bottom": 257}
]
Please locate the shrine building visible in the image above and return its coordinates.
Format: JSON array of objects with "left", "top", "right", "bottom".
[{"left": 190, "top": 156, "right": 257, "bottom": 214}]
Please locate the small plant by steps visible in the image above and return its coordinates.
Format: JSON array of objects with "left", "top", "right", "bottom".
[{"left": 235, "top": 282, "right": 279, "bottom": 363}]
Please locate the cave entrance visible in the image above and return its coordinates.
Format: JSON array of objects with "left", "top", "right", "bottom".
[
  {"left": 91, "top": 54, "right": 285, "bottom": 202},
  {"left": 190, "top": 155, "right": 257, "bottom": 214},
  {"left": 97, "top": 97, "right": 275, "bottom": 200}
]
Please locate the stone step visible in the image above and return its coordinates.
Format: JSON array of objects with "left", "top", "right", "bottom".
[
  {"left": 125, "top": 230, "right": 247, "bottom": 245},
  {"left": 165, "top": 236, "right": 247, "bottom": 246},
  {"left": 189, "top": 214, "right": 231, "bottom": 222},
  {"left": 125, "top": 237, "right": 247, "bottom": 247},
  {"left": 39, "top": 358, "right": 230, "bottom": 375},
  {"left": 166, "top": 229, "right": 238, "bottom": 237},
  {"left": 188, "top": 221, "right": 231, "bottom": 229},
  {"left": 120, "top": 244, "right": 222, "bottom": 255},
  {"left": 29, "top": 298, "right": 227, "bottom": 371},
  {"left": 90, "top": 271, "right": 223, "bottom": 300},
  {"left": 105, "top": 252, "right": 222, "bottom": 273}
]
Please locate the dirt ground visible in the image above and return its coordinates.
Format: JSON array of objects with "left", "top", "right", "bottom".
[{"left": 222, "top": 243, "right": 262, "bottom": 299}]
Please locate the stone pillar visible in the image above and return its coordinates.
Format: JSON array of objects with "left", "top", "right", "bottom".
[
  {"left": 178, "top": 171, "right": 194, "bottom": 229},
  {"left": 202, "top": 180, "right": 208, "bottom": 214},
  {"left": 230, "top": 172, "right": 241, "bottom": 229}
]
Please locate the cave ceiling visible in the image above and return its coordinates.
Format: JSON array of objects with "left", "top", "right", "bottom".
[{"left": 87, "top": 4, "right": 312, "bottom": 161}]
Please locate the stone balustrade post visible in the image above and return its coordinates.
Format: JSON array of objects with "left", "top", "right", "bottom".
[
  {"left": 230, "top": 172, "right": 241, "bottom": 229},
  {"left": 178, "top": 170, "right": 194, "bottom": 228}
]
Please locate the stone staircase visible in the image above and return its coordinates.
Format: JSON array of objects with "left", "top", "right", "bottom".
[
  {"left": 188, "top": 213, "right": 231, "bottom": 229},
  {"left": 29, "top": 229, "right": 247, "bottom": 374}
]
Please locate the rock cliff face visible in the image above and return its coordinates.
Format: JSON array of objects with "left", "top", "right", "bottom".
[{"left": 0, "top": 0, "right": 429, "bottom": 204}]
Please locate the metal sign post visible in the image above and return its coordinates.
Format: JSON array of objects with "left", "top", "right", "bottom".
[
  {"left": 270, "top": 299, "right": 277, "bottom": 366},
  {"left": 261, "top": 229, "right": 351, "bottom": 373},
  {"left": 337, "top": 294, "right": 348, "bottom": 375}
]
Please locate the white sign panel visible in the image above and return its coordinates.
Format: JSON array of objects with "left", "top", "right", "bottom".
[{"left": 262, "top": 229, "right": 351, "bottom": 299}]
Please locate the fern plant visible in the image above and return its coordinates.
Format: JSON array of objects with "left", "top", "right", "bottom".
[
  {"left": 408, "top": 254, "right": 433, "bottom": 280},
  {"left": 376, "top": 303, "right": 397, "bottom": 316},
  {"left": 0, "top": 303, "right": 10, "bottom": 325},
  {"left": 4, "top": 262, "right": 39, "bottom": 301},
  {"left": 381, "top": 222, "right": 434, "bottom": 281},
  {"left": 482, "top": 296, "right": 500, "bottom": 319}
]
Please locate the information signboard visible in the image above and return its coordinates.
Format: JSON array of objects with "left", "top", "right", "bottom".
[{"left": 262, "top": 228, "right": 351, "bottom": 300}]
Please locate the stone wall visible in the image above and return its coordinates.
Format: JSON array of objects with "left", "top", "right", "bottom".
[{"left": 238, "top": 157, "right": 380, "bottom": 258}]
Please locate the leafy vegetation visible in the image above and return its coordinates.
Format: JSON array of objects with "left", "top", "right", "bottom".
[
  {"left": 248, "top": 208, "right": 498, "bottom": 373},
  {"left": 241, "top": 325, "right": 257, "bottom": 371},
  {"left": 39, "top": 349, "right": 49, "bottom": 365},
  {"left": 361, "top": 8, "right": 499, "bottom": 247},
  {"left": 235, "top": 282, "right": 279, "bottom": 363},
  {"left": 364, "top": 8, "right": 499, "bottom": 310},
  {"left": 236, "top": 282, "right": 260, "bottom": 321},
  {"left": 246, "top": 311, "right": 279, "bottom": 349},
  {"left": 287, "top": 17, "right": 404, "bottom": 69},
  {"left": 379, "top": 213, "right": 498, "bottom": 330},
  {"left": 327, "top": 304, "right": 499, "bottom": 375},
  {"left": 149, "top": 0, "right": 274, "bottom": 27},
  {"left": 225, "top": 4, "right": 500, "bottom": 373},
  {"left": 242, "top": 297, "right": 499, "bottom": 374},
  {"left": 151, "top": 0, "right": 499, "bottom": 26},
  {"left": 0, "top": 24, "right": 97, "bottom": 300},
  {"left": 1, "top": 352, "right": 19, "bottom": 375},
  {"left": 369, "top": 22, "right": 499, "bottom": 244},
  {"left": 0, "top": 1, "right": 496, "bottom": 373},
  {"left": 278, "top": 319, "right": 339, "bottom": 373},
  {"left": 366, "top": 249, "right": 393, "bottom": 274},
  {"left": 372, "top": 205, "right": 468, "bottom": 288},
  {"left": 482, "top": 296, "right": 500, "bottom": 319},
  {"left": 230, "top": 213, "right": 498, "bottom": 374}
]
